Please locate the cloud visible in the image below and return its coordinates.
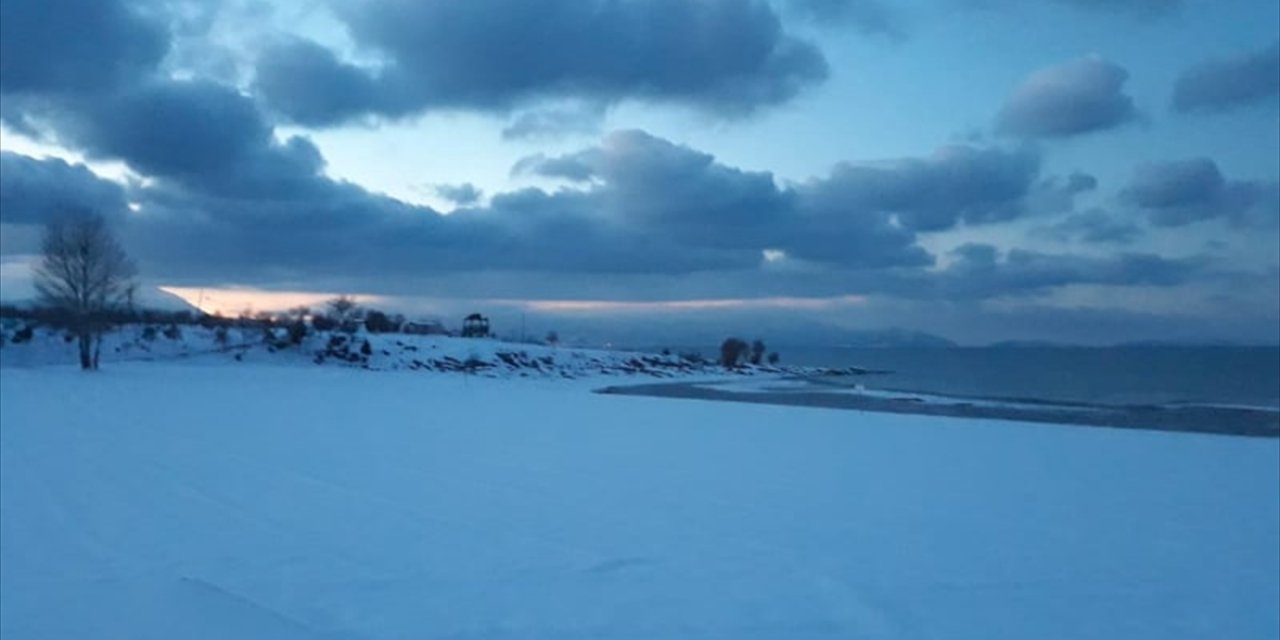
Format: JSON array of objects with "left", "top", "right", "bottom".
[
  {"left": 1120, "top": 158, "right": 1279, "bottom": 228},
  {"left": 969, "top": 0, "right": 1180, "bottom": 18},
  {"left": 249, "top": 38, "right": 388, "bottom": 128},
  {"left": 515, "top": 130, "right": 930, "bottom": 268},
  {"left": 997, "top": 56, "right": 1138, "bottom": 138},
  {"left": 0, "top": 152, "right": 129, "bottom": 228},
  {"left": 253, "top": 0, "right": 828, "bottom": 127},
  {"left": 1038, "top": 208, "right": 1143, "bottom": 244},
  {"left": 0, "top": 0, "right": 169, "bottom": 98},
  {"left": 800, "top": 145, "right": 1044, "bottom": 232},
  {"left": 1172, "top": 41, "right": 1280, "bottom": 114},
  {"left": 501, "top": 103, "right": 607, "bottom": 141},
  {"left": 0, "top": 0, "right": 1218, "bottom": 307},
  {"left": 785, "top": 0, "right": 906, "bottom": 39},
  {"left": 1047, "top": 0, "right": 1180, "bottom": 15},
  {"left": 433, "top": 183, "right": 483, "bottom": 206},
  {"left": 4, "top": 120, "right": 1154, "bottom": 306},
  {"left": 921, "top": 243, "right": 1202, "bottom": 299},
  {"left": 1026, "top": 172, "right": 1098, "bottom": 216}
]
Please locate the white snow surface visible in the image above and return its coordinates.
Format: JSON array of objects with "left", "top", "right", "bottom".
[
  {"left": 0, "top": 325, "right": 755, "bottom": 382},
  {"left": 2, "top": 362, "right": 1277, "bottom": 639}
]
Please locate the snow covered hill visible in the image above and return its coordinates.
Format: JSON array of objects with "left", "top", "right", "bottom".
[{"left": 0, "top": 322, "right": 842, "bottom": 381}]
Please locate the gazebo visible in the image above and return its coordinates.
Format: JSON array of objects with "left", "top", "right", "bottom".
[{"left": 461, "top": 313, "right": 490, "bottom": 338}]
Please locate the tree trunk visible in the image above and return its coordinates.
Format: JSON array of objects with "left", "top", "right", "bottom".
[
  {"left": 92, "top": 333, "right": 101, "bottom": 370},
  {"left": 78, "top": 332, "right": 93, "bottom": 370}
]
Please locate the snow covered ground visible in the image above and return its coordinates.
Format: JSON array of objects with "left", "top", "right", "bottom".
[
  {"left": 0, "top": 324, "right": 784, "bottom": 381},
  {"left": 2, "top": 362, "right": 1277, "bottom": 639}
]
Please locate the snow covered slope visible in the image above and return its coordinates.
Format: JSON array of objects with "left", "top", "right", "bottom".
[
  {"left": 2, "top": 363, "right": 1276, "bottom": 639},
  {"left": 0, "top": 324, "right": 817, "bottom": 381}
]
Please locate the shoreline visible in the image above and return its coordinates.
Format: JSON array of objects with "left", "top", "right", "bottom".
[{"left": 597, "top": 378, "right": 1280, "bottom": 439}]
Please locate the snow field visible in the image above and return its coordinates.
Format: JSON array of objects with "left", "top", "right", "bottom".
[{"left": 1, "top": 363, "right": 1277, "bottom": 639}]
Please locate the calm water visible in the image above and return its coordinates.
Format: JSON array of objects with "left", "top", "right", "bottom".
[{"left": 769, "top": 347, "right": 1280, "bottom": 410}]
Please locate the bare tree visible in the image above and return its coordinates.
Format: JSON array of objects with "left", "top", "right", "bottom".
[
  {"left": 326, "top": 295, "right": 360, "bottom": 333},
  {"left": 327, "top": 295, "right": 357, "bottom": 318},
  {"left": 33, "top": 214, "right": 137, "bottom": 370}
]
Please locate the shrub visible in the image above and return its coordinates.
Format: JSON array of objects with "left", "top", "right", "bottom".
[
  {"left": 12, "top": 325, "right": 33, "bottom": 344},
  {"left": 720, "top": 337, "right": 749, "bottom": 367},
  {"left": 311, "top": 314, "right": 338, "bottom": 332},
  {"left": 767, "top": 352, "right": 780, "bottom": 365},
  {"left": 287, "top": 319, "right": 308, "bottom": 345},
  {"left": 365, "top": 310, "right": 400, "bottom": 333},
  {"left": 163, "top": 324, "right": 181, "bottom": 340}
]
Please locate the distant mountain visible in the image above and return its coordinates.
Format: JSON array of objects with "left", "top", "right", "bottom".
[
  {"left": 832, "top": 328, "right": 957, "bottom": 348},
  {"left": 133, "top": 287, "right": 202, "bottom": 313},
  {"left": 1113, "top": 339, "right": 1279, "bottom": 348},
  {"left": 1, "top": 286, "right": 202, "bottom": 315},
  {"left": 986, "top": 339, "right": 1075, "bottom": 348}
]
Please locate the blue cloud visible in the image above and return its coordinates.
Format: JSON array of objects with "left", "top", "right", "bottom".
[
  {"left": 997, "top": 56, "right": 1138, "bottom": 138},
  {"left": 1173, "top": 41, "right": 1280, "bottom": 114},
  {"left": 254, "top": 0, "right": 828, "bottom": 127},
  {"left": 0, "top": 152, "right": 129, "bottom": 227},
  {"left": 1121, "top": 158, "right": 1279, "bottom": 228}
]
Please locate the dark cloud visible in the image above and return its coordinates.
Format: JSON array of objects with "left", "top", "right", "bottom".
[
  {"left": 801, "top": 145, "right": 1043, "bottom": 232},
  {"left": 0, "top": 0, "right": 168, "bottom": 97},
  {"left": 517, "top": 132, "right": 1077, "bottom": 271},
  {"left": 997, "top": 56, "right": 1138, "bottom": 138},
  {"left": 250, "top": 39, "right": 388, "bottom": 127},
  {"left": 433, "top": 183, "right": 484, "bottom": 206},
  {"left": 515, "top": 130, "right": 928, "bottom": 268},
  {"left": 254, "top": 0, "right": 828, "bottom": 127},
  {"left": 1121, "top": 158, "right": 1279, "bottom": 228},
  {"left": 0, "top": 145, "right": 1212, "bottom": 308},
  {"left": 5, "top": 125, "right": 1134, "bottom": 300},
  {"left": 785, "top": 0, "right": 906, "bottom": 39},
  {"left": 1172, "top": 41, "right": 1280, "bottom": 114},
  {"left": 0, "top": 0, "right": 1220, "bottom": 308},
  {"left": 77, "top": 81, "right": 281, "bottom": 181},
  {"left": 1039, "top": 208, "right": 1143, "bottom": 244},
  {"left": 0, "top": 152, "right": 128, "bottom": 228},
  {"left": 922, "top": 243, "right": 1202, "bottom": 299}
]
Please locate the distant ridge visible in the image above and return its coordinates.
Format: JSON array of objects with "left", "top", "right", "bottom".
[
  {"left": 1113, "top": 339, "right": 1280, "bottom": 348},
  {"left": 833, "top": 328, "right": 956, "bottom": 348},
  {"left": 984, "top": 339, "right": 1280, "bottom": 348},
  {"left": 1, "top": 286, "right": 202, "bottom": 315}
]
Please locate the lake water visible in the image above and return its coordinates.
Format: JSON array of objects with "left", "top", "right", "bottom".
[{"left": 761, "top": 346, "right": 1280, "bottom": 410}]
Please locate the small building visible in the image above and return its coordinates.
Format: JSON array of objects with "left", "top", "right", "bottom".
[
  {"left": 403, "top": 319, "right": 448, "bottom": 335},
  {"left": 461, "top": 313, "right": 490, "bottom": 338}
]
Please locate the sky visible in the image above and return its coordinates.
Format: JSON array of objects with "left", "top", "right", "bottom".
[{"left": 0, "top": 0, "right": 1277, "bottom": 346}]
